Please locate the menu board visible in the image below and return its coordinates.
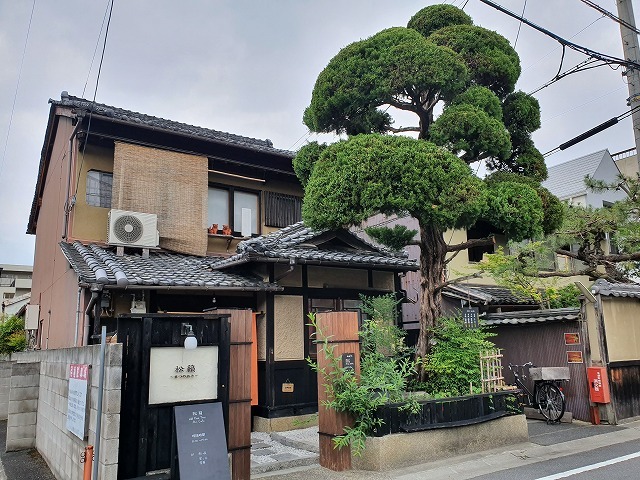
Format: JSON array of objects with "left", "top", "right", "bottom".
[{"left": 174, "top": 402, "right": 230, "bottom": 480}]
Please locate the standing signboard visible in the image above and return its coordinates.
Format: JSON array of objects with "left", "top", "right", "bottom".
[
  {"left": 67, "top": 364, "right": 90, "bottom": 439},
  {"left": 174, "top": 402, "right": 230, "bottom": 479}
]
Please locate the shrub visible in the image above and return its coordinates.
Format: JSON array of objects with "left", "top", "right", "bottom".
[
  {"left": 0, "top": 315, "right": 27, "bottom": 355},
  {"left": 419, "top": 316, "right": 496, "bottom": 397}
]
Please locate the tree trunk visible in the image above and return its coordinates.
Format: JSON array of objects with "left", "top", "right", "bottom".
[{"left": 415, "top": 223, "right": 447, "bottom": 380}]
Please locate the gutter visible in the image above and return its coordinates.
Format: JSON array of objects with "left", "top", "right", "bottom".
[{"left": 77, "top": 282, "right": 283, "bottom": 292}]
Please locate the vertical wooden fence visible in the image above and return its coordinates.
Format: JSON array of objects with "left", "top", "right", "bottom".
[
  {"left": 480, "top": 349, "right": 506, "bottom": 393},
  {"left": 316, "top": 311, "right": 360, "bottom": 471}
]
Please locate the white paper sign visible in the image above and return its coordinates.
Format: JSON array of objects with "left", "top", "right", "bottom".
[
  {"left": 148, "top": 346, "right": 219, "bottom": 405},
  {"left": 66, "top": 364, "right": 89, "bottom": 439}
]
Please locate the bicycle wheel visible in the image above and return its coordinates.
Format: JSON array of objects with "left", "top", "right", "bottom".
[{"left": 536, "top": 382, "right": 565, "bottom": 422}]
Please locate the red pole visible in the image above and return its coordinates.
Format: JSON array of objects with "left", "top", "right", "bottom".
[{"left": 83, "top": 445, "right": 93, "bottom": 480}]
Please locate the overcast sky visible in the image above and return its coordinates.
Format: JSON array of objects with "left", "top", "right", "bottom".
[{"left": 0, "top": 0, "right": 637, "bottom": 266}]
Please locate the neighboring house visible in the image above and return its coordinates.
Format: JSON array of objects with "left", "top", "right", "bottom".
[
  {"left": 542, "top": 149, "right": 628, "bottom": 208},
  {"left": 28, "top": 92, "right": 416, "bottom": 426},
  {"left": 0, "top": 264, "right": 32, "bottom": 303},
  {"left": 1, "top": 292, "right": 30, "bottom": 317},
  {"left": 612, "top": 147, "right": 639, "bottom": 179},
  {"left": 542, "top": 149, "right": 635, "bottom": 273}
]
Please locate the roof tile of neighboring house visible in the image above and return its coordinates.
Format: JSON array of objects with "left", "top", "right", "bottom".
[
  {"left": 213, "top": 222, "right": 419, "bottom": 271},
  {"left": 443, "top": 284, "right": 539, "bottom": 306},
  {"left": 60, "top": 242, "right": 281, "bottom": 291},
  {"left": 591, "top": 279, "right": 640, "bottom": 298},
  {"left": 51, "top": 93, "right": 294, "bottom": 157},
  {"left": 541, "top": 150, "right": 608, "bottom": 200},
  {"left": 483, "top": 307, "right": 580, "bottom": 326}
]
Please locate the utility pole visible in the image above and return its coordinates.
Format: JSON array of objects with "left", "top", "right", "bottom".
[{"left": 616, "top": 0, "right": 640, "bottom": 170}]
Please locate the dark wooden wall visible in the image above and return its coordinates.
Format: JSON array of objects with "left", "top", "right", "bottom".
[
  {"left": 610, "top": 361, "right": 640, "bottom": 421},
  {"left": 492, "top": 321, "right": 591, "bottom": 422}
]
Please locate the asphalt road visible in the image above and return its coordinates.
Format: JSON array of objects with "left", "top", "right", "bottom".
[{"left": 472, "top": 438, "right": 640, "bottom": 480}]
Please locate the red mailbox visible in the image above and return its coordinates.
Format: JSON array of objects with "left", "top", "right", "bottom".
[{"left": 587, "top": 367, "right": 611, "bottom": 403}]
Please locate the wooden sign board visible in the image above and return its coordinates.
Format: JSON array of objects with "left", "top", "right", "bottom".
[
  {"left": 567, "top": 351, "right": 584, "bottom": 364},
  {"left": 66, "top": 364, "right": 90, "bottom": 439},
  {"left": 342, "top": 353, "right": 356, "bottom": 372},
  {"left": 564, "top": 333, "right": 581, "bottom": 345},
  {"left": 282, "top": 383, "right": 294, "bottom": 393},
  {"left": 462, "top": 307, "right": 479, "bottom": 328},
  {"left": 174, "top": 402, "right": 230, "bottom": 480}
]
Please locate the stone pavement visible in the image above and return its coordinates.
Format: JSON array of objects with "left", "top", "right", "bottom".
[{"left": 251, "top": 428, "right": 319, "bottom": 475}]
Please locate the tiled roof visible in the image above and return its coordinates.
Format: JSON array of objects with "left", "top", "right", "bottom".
[
  {"left": 213, "top": 222, "right": 418, "bottom": 271},
  {"left": 51, "top": 92, "right": 294, "bottom": 157},
  {"left": 541, "top": 150, "right": 608, "bottom": 200},
  {"left": 591, "top": 279, "right": 640, "bottom": 298},
  {"left": 443, "top": 284, "right": 539, "bottom": 306},
  {"left": 60, "top": 242, "right": 281, "bottom": 291},
  {"left": 483, "top": 307, "right": 580, "bottom": 326}
]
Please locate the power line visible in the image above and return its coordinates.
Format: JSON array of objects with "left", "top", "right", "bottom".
[
  {"left": 82, "top": 0, "right": 113, "bottom": 98},
  {"left": 543, "top": 105, "right": 640, "bottom": 157},
  {"left": 73, "top": 0, "right": 115, "bottom": 200},
  {"left": 513, "top": 0, "right": 527, "bottom": 48},
  {"left": 578, "top": 0, "right": 640, "bottom": 35},
  {"left": 478, "top": 0, "right": 640, "bottom": 70},
  {"left": 0, "top": 0, "right": 36, "bottom": 185}
]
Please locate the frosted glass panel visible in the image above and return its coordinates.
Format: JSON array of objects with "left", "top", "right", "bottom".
[
  {"left": 208, "top": 188, "right": 229, "bottom": 227},
  {"left": 234, "top": 191, "right": 258, "bottom": 234}
]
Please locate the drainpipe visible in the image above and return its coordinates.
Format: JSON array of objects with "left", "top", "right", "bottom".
[
  {"left": 74, "top": 286, "right": 82, "bottom": 347},
  {"left": 63, "top": 119, "right": 81, "bottom": 240},
  {"left": 83, "top": 284, "right": 102, "bottom": 345}
]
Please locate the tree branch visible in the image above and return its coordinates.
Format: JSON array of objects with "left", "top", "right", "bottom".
[
  {"left": 436, "top": 272, "right": 483, "bottom": 291},
  {"left": 537, "top": 268, "right": 596, "bottom": 278},
  {"left": 387, "top": 126, "right": 421, "bottom": 133},
  {"left": 447, "top": 236, "right": 495, "bottom": 252},
  {"left": 386, "top": 98, "right": 419, "bottom": 113}
]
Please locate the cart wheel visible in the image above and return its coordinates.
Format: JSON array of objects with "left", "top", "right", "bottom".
[{"left": 536, "top": 382, "right": 565, "bottom": 423}]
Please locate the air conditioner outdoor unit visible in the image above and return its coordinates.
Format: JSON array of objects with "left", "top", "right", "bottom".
[{"left": 107, "top": 209, "right": 159, "bottom": 248}]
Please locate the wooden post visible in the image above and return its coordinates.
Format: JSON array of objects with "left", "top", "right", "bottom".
[
  {"left": 218, "top": 309, "right": 253, "bottom": 480},
  {"left": 316, "top": 311, "right": 360, "bottom": 471}
]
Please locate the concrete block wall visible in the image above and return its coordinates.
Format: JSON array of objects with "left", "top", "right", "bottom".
[
  {"left": 0, "top": 358, "right": 13, "bottom": 420},
  {"left": 6, "top": 362, "right": 39, "bottom": 450},
  {"left": 10, "top": 344, "right": 123, "bottom": 480}
]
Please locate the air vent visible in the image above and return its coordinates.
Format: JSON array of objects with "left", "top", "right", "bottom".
[{"left": 107, "top": 209, "right": 159, "bottom": 248}]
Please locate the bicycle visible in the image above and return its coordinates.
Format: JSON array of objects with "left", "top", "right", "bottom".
[{"left": 508, "top": 362, "right": 566, "bottom": 423}]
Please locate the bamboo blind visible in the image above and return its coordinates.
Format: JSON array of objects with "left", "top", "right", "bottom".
[{"left": 113, "top": 142, "right": 208, "bottom": 256}]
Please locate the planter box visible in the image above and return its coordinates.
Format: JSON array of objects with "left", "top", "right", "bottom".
[
  {"left": 371, "top": 391, "right": 516, "bottom": 437},
  {"left": 353, "top": 414, "right": 528, "bottom": 471}
]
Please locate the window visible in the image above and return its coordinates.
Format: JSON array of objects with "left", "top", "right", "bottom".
[
  {"left": 86, "top": 170, "right": 113, "bottom": 208},
  {"left": 207, "top": 186, "right": 259, "bottom": 236},
  {"left": 467, "top": 221, "right": 496, "bottom": 262},
  {"left": 264, "top": 192, "right": 302, "bottom": 227}
]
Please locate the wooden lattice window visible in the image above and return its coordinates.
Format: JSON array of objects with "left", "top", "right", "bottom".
[{"left": 264, "top": 191, "right": 302, "bottom": 228}]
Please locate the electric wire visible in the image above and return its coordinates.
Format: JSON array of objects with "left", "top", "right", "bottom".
[
  {"left": 478, "top": 0, "right": 640, "bottom": 70},
  {"left": 73, "top": 0, "right": 114, "bottom": 201},
  {"left": 0, "top": 0, "right": 36, "bottom": 185},
  {"left": 578, "top": 0, "right": 640, "bottom": 35},
  {"left": 543, "top": 105, "right": 640, "bottom": 157},
  {"left": 513, "top": 0, "right": 527, "bottom": 48},
  {"left": 82, "top": 0, "right": 113, "bottom": 98}
]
